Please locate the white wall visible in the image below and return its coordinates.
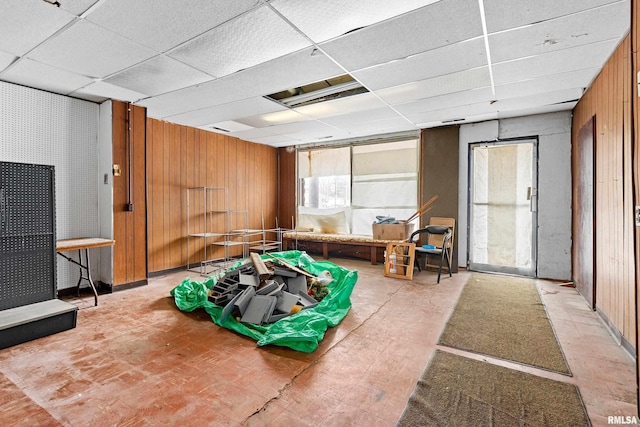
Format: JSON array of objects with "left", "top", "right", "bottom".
[
  {"left": 98, "top": 101, "right": 113, "bottom": 285},
  {"left": 458, "top": 111, "right": 572, "bottom": 280},
  {"left": 0, "top": 81, "right": 104, "bottom": 290}
]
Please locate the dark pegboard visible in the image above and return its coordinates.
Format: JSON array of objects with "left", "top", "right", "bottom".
[
  {"left": 0, "top": 162, "right": 54, "bottom": 236},
  {"left": 0, "top": 161, "right": 56, "bottom": 310}
]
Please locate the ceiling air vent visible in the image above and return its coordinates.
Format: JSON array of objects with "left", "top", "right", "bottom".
[{"left": 265, "top": 74, "right": 368, "bottom": 108}]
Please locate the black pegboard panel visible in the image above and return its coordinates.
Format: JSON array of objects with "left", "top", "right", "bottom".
[
  {"left": 0, "top": 161, "right": 56, "bottom": 310},
  {"left": 0, "top": 162, "right": 54, "bottom": 236}
]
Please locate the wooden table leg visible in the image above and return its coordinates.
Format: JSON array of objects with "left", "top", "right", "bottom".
[
  {"left": 370, "top": 246, "right": 377, "bottom": 265},
  {"left": 322, "top": 242, "right": 329, "bottom": 259}
]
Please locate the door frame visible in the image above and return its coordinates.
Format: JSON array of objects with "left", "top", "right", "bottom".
[{"left": 466, "top": 136, "right": 539, "bottom": 277}]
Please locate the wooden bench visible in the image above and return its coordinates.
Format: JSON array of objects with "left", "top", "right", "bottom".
[{"left": 282, "top": 231, "right": 402, "bottom": 265}]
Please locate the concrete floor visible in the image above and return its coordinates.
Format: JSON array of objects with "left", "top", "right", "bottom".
[{"left": 0, "top": 257, "right": 636, "bottom": 426}]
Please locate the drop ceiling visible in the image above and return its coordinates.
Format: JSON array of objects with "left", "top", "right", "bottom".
[{"left": 0, "top": 0, "right": 630, "bottom": 147}]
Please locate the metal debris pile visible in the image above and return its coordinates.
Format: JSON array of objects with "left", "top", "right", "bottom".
[{"left": 208, "top": 253, "right": 332, "bottom": 325}]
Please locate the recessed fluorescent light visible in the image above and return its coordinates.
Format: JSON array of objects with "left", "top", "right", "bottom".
[{"left": 265, "top": 74, "right": 368, "bottom": 108}]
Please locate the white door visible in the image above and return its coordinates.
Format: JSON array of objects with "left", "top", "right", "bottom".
[{"left": 468, "top": 139, "right": 538, "bottom": 277}]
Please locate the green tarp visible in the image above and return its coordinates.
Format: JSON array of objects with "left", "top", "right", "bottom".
[{"left": 170, "top": 251, "right": 358, "bottom": 353}]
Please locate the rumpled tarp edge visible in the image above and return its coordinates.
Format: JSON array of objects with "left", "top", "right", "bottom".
[{"left": 170, "top": 250, "right": 358, "bottom": 353}]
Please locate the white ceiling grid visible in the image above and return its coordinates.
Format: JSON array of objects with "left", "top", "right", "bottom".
[{"left": 0, "top": 0, "right": 630, "bottom": 147}]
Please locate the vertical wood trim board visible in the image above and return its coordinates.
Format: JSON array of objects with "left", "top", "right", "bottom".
[
  {"left": 278, "top": 147, "right": 297, "bottom": 230},
  {"left": 112, "top": 101, "right": 147, "bottom": 287}
]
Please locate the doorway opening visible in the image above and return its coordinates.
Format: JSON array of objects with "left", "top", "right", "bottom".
[{"left": 468, "top": 138, "right": 538, "bottom": 277}]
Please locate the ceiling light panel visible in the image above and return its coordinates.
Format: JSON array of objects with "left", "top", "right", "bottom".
[
  {"left": 235, "top": 109, "right": 311, "bottom": 128},
  {"left": 168, "top": 6, "right": 311, "bottom": 78},
  {"left": 293, "top": 92, "right": 386, "bottom": 119},
  {"left": 377, "top": 67, "right": 491, "bottom": 105},
  {"left": 164, "top": 97, "right": 286, "bottom": 127},
  {"left": 70, "top": 80, "right": 147, "bottom": 103},
  {"left": 270, "top": 0, "right": 440, "bottom": 43},
  {"left": 489, "top": 3, "right": 629, "bottom": 63},
  {"left": 492, "top": 39, "right": 618, "bottom": 85},
  {"left": 484, "top": 0, "right": 626, "bottom": 33},
  {"left": 85, "top": 0, "right": 259, "bottom": 52},
  {"left": 104, "top": 55, "right": 213, "bottom": 97},
  {"left": 27, "top": 20, "right": 157, "bottom": 78},
  {"left": 319, "top": 0, "right": 483, "bottom": 71},
  {"left": 0, "top": 1, "right": 74, "bottom": 56},
  {"left": 353, "top": 38, "right": 486, "bottom": 91},
  {"left": 0, "top": 58, "right": 93, "bottom": 95}
]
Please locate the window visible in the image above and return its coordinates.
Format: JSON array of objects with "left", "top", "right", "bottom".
[{"left": 296, "top": 138, "right": 418, "bottom": 235}]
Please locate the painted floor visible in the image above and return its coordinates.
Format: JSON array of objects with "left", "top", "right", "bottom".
[{"left": 0, "top": 257, "right": 635, "bottom": 426}]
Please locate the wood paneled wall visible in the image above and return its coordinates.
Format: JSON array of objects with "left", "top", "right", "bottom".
[
  {"left": 112, "top": 101, "right": 148, "bottom": 287},
  {"left": 278, "top": 147, "right": 296, "bottom": 230},
  {"left": 146, "top": 119, "right": 279, "bottom": 273},
  {"left": 572, "top": 35, "right": 635, "bottom": 347}
]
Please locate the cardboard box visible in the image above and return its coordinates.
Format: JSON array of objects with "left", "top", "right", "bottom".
[{"left": 372, "top": 222, "right": 415, "bottom": 241}]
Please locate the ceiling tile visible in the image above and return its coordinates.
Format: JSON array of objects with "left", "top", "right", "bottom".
[
  {"left": 416, "top": 112, "right": 499, "bottom": 129},
  {"left": 164, "top": 97, "right": 286, "bottom": 127},
  {"left": 497, "top": 103, "right": 577, "bottom": 120},
  {"left": 321, "top": 107, "right": 402, "bottom": 127},
  {"left": 393, "top": 87, "right": 495, "bottom": 115},
  {"left": 86, "top": 0, "right": 259, "bottom": 52},
  {"left": 494, "top": 68, "right": 598, "bottom": 100},
  {"left": 206, "top": 120, "right": 254, "bottom": 133},
  {"left": 492, "top": 40, "right": 618, "bottom": 85},
  {"left": 270, "top": 0, "right": 440, "bottom": 43},
  {"left": 489, "top": 2, "right": 629, "bottom": 63},
  {"left": 27, "top": 20, "right": 157, "bottom": 78},
  {"left": 227, "top": 126, "right": 280, "bottom": 140},
  {"left": 334, "top": 117, "right": 417, "bottom": 135},
  {"left": 0, "top": 51, "right": 17, "bottom": 72},
  {"left": 217, "top": 48, "right": 345, "bottom": 100},
  {"left": 140, "top": 47, "right": 345, "bottom": 120},
  {"left": 353, "top": 37, "right": 486, "bottom": 90},
  {"left": 168, "top": 6, "right": 311, "bottom": 78},
  {"left": 484, "top": 0, "right": 626, "bottom": 33},
  {"left": 70, "top": 80, "right": 147, "bottom": 103},
  {"left": 319, "top": 0, "right": 483, "bottom": 71},
  {"left": 104, "top": 55, "right": 213, "bottom": 97},
  {"left": 377, "top": 67, "right": 491, "bottom": 105},
  {"left": 0, "top": 58, "right": 94, "bottom": 95},
  {"left": 0, "top": 0, "right": 75, "bottom": 56},
  {"left": 293, "top": 93, "right": 388, "bottom": 119},
  {"left": 405, "top": 102, "right": 498, "bottom": 124},
  {"left": 245, "top": 134, "right": 299, "bottom": 146},
  {"left": 60, "top": 0, "right": 101, "bottom": 16},
  {"left": 494, "top": 87, "right": 584, "bottom": 111}
]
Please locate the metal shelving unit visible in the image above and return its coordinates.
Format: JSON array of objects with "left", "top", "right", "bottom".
[{"left": 186, "top": 188, "right": 250, "bottom": 275}]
